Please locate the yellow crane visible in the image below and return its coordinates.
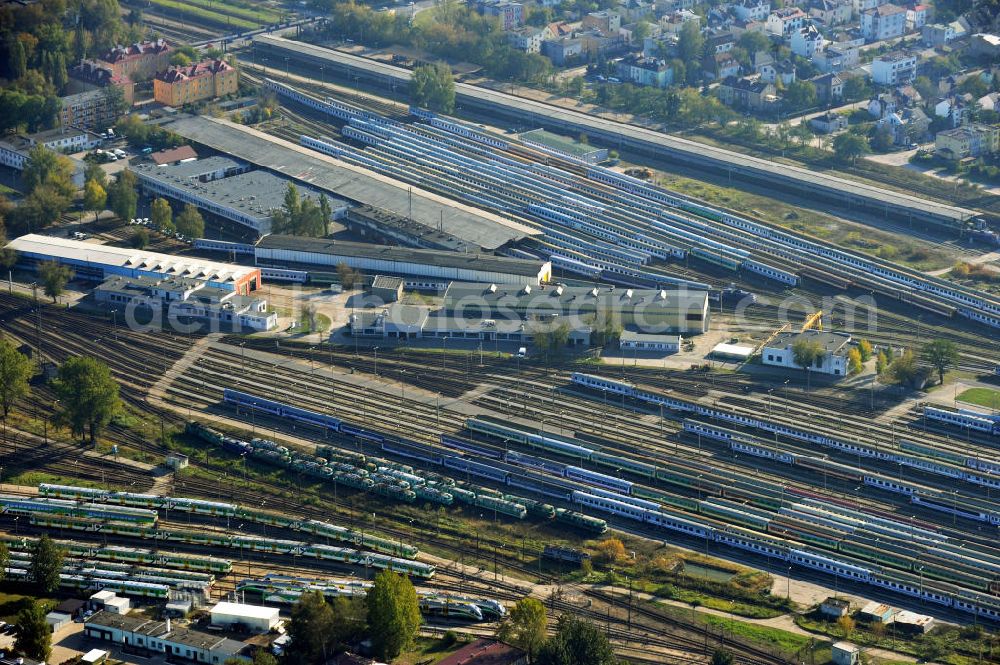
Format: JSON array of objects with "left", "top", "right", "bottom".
[{"left": 801, "top": 311, "right": 823, "bottom": 332}]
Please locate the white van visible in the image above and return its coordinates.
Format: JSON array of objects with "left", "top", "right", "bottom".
[{"left": 517, "top": 347, "right": 527, "bottom": 358}]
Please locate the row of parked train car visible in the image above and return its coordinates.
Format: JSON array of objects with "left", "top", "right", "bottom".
[
  {"left": 238, "top": 575, "right": 506, "bottom": 623},
  {"left": 24, "top": 511, "right": 436, "bottom": 579},
  {"left": 463, "top": 413, "right": 1000, "bottom": 595},
  {"left": 569, "top": 373, "right": 1000, "bottom": 490},
  {"left": 922, "top": 405, "right": 1000, "bottom": 436},
  {"left": 38, "top": 484, "right": 417, "bottom": 560},
  {"left": 0, "top": 534, "right": 231, "bottom": 573},
  {"left": 218, "top": 389, "right": 608, "bottom": 533},
  {"left": 683, "top": 419, "right": 1000, "bottom": 527}
]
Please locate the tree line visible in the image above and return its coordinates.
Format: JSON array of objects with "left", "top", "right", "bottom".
[
  {"left": 1, "top": 0, "right": 137, "bottom": 133},
  {"left": 0, "top": 336, "right": 123, "bottom": 445}
]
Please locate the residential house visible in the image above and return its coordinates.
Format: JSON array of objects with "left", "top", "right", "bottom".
[
  {"left": 812, "top": 41, "right": 860, "bottom": 72},
  {"left": 871, "top": 52, "right": 916, "bottom": 84},
  {"left": 100, "top": 40, "right": 173, "bottom": 81},
  {"left": 153, "top": 59, "right": 238, "bottom": 107},
  {"left": 654, "top": 0, "right": 697, "bottom": 12},
  {"left": 508, "top": 26, "right": 550, "bottom": 53},
  {"left": 761, "top": 59, "right": 796, "bottom": 85},
  {"left": 71, "top": 60, "right": 135, "bottom": 106},
  {"left": 751, "top": 50, "right": 775, "bottom": 73},
  {"left": 970, "top": 33, "right": 1000, "bottom": 58},
  {"left": 862, "top": 4, "right": 907, "bottom": 41},
  {"left": 895, "top": 83, "right": 922, "bottom": 106},
  {"left": 616, "top": 54, "right": 675, "bottom": 87},
  {"left": 578, "top": 28, "right": 627, "bottom": 57},
  {"left": 59, "top": 88, "right": 124, "bottom": 130},
  {"left": 660, "top": 9, "right": 701, "bottom": 34},
  {"left": 766, "top": 7, "right": 807, "bottom": 36},
  {"left": 477, "top": 0, "right": 524, "bottom": 30},
  {"left": 717, "top": 75, "right": 778, "bottom": 111},
  {"left": 618, "top": 0, "right": 655, "bottom": 21},
  {"left": 808, "top": 0, "right": 852, "bottom": 26},
  {"left": 583, "top": 10, "right": 622, "bottom": 32},
  {"left": 921, "top": 19, "right": 967, "bottom": 45},
  {"left": 733, "top": 0, "right": 771, "bottom": 22},
  {"left": 877, "top": 107, "right": 930, "bottom": 145},
  {"left": 853, "top": 0, "right": 886, "bottom": 13},
  {"left": 935, "top": 123, "right": 1000, "bottom": 160},
  {"left": 436, "top": 639, "right": 528, "bottom": 665},
  {"left": 546, "top": 21, "right": 574, "bottom": 38},
  {"left": 977, "top": 91, "right": 1000, "bottom": 112},
  {"left": 905, "top": 3, "right": 929, "bottom": 29},
  {"left": 705, "top": 31, "right": 737, "bottom": 54},
  {"left": 812, "top": 72, "right": 845, "bottom": 102},
  {"left": 810, "top": 111, "right": 849, "bottom": 132},
  {"left": 933, "top": 96, "right": 968, "bottom": 127},
  {"left": 868, "top": 92, "right": 898, "bottom": 117},
  {"left": 704, "top": 52, "right": 741, "bottom": 80},
  {"left": 791, "top": 24, "right": 825, "bottom": 57},
  {"left": 542, "top": 37, "right": 584, "bottom": 65}
]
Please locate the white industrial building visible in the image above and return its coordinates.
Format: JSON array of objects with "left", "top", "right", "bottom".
[
  {"left": 85, "top": 611, "right": 250, "bottom": 664},
  {"left": 255, "top": 235, "right": 551, "bottom": 286},
  {"left": 761, "top": 330, "right": 852, "bottom": 376},
  {"left": 210, "top": 602, "right": 280, "bottom": 634},
  {"left": 5, "top": 234, "right": 262, "bottom": 295}
]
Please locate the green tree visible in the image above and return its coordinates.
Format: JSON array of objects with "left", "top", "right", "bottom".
[
  {"left": 329, "top": 596, "right": 367, "bottom": 649},
  {"left": 367, "top": 570, "right": 422, "bottom": 661},
  {"left": 11, "top": 40, "right": 27, "bottom": 80},
  {"left": 497, "top": 598, "right": 548, "bottom": 663},
  {"left": 53, "top": 356, "right": 123, "bottom": 444},
  {"left": 857, "top": 339, "right": 873, "bottom": 362},
  {"left": 921, "top": 339, "right": 959, "bottom": 385},
  {"left": 29, "top": 534, "right": 64, "bottom": 594},
  {"left": 737, "top": 31, "right": 770, "bottom": 55},
  {"left": 22, "top": 145, "right": 75, "bottom": 197},
  {"left": 847, "top": 348, "right": 863, "bottom": 375},
  {"left": 170, "top": 52, "right": 192, "bottom": 67},
  {"left": 791, "top": 337, "right": 825, "bottom": 371},
  {"left": 337, "top": 262, "right": 361, "bottom": 289},
  {"left": 677, "top": 21, "right": 704, "bottom": 84},
  {"left": 410, "top": 62, "right": 456, "bottom": 113},
  {"left": 0, "top": 337, "right": 33, "bottom": 420},
  {"left": 536, "top": 616, "right": 616, "bottom": 665},
  {"left": 131, "top": 226, "right": 149, "bottom": 249},
  {"left": 318, "top": 194, "right": 333, "bottom": 236},
  {"left": 886, "top": 349, "right": 923, "bottom": 389},
  {"left": 84, "top": 178, "right": 107, "bottom": 223},
  {"left": 39, "top": 260, "right": 71, "bottom": 303},
  {"left": 151, "top": 197, "right": 174, "bottom": 233},
  {"left": 84, "top": 161, "right": 107, "bottom": 189},
  {"left": 286, "top": 591, "right": 336, "bottom": 665},
  {"left": 0, "top": 541, "right": 8, "bottom": 583},
  {"left": 871, "top": 124, "right": 894, "bottom": 153},
  {"left": 832, "top": 133, "right": 869, "bottom": 164},
  {"left": 14, "top": 599, "right": 51, "bottom": 662},
  {"left": 711, "top": 649, "right": 734, "bottom": 665},
  {"left": 842, "top": 75, "right": 870, "bottom": 101},
  {"left": 176, "top": 204, "right": 205, "bottom": 239},
  {"left": 784, "top": 80, "right": 817, "bottom": 111},
  {"left": 876, "top": 349, "right": 891, "bottom": 375},
  {"left": 108, "top": 170, "right": 138, "bottom": 222}
]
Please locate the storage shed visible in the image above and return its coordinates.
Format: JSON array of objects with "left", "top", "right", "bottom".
[
  {"left": 831, "top": 642, "right": 860, "bottom": 665},
  {"left": 46, "top": 611, "right": 72, "bottom": 632},
  {"left": 104, "top": 596, "right": 131, "bottom": 615},
  {"left": 210, "top": 602, "right": 280, "bottom": 633}
]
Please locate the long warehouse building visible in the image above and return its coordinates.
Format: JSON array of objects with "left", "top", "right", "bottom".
[
  {"left": 252, "top": 34, "right": 980, "bottom": 230},
  {"left": 6, "top": 234, "right": 262, "bottom": 294},
  {"left": 255, "top": 235, "right": 552, "bottom": 286},
  {"left": 164, "top": 115, "right": 539, "bottom": 251}
]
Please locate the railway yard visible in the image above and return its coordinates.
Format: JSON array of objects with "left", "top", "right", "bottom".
[{"left": 5, "top": 28, "right": 1000, "bottom": 665}]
